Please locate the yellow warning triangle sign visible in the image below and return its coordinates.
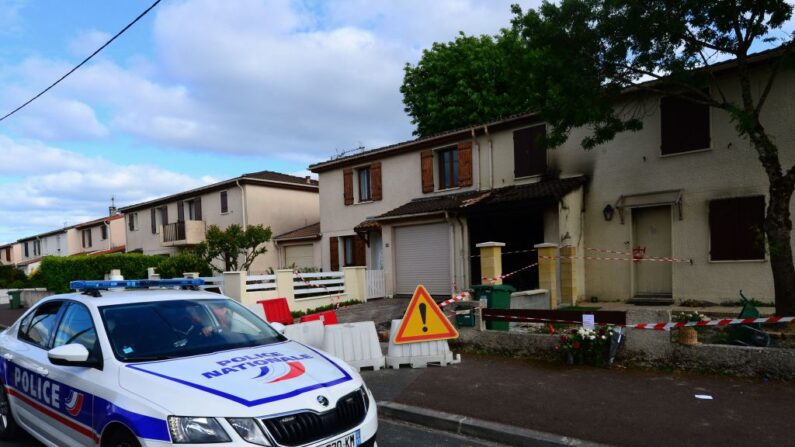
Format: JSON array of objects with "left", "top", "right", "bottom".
[{"left": 393, "top": 284, "right": 459, "bottom": 344}]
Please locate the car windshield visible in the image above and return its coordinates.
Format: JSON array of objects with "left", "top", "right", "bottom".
[{"left": 99, "top": 298, "right": 285, "bottom": 362}]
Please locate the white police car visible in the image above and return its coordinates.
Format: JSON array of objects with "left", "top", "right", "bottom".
[{"left": 0, "top": 279, "right": 377, "bottom": 447}]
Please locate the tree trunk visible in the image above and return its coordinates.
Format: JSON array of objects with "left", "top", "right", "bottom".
[{"left": 765, "top": 179, "right": 795, "bottom": 316}]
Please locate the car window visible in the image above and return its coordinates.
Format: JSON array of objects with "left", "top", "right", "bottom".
[
  {"left": 53, "top": 302, "right": 99, "bottom": 358},
  {"left": 18, "top": 300, "right": 64, "bottom": 349},
  {"left": 100, "top": 298, "right": 285, "bottom": 362}
]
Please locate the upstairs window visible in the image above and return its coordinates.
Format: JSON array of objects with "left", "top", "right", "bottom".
[
  {"left": 709, "top": 196, "right": 765, "bottom": 261},
  {"left": 220, "top": 191, "right": 229, "bottom": 213},
  {"left": 660, "top": 94, "right": 710, "bottom": 155},
  {"left": 5, "top": 247, "right": 11, "bottom": 262},
  {"left": 358, "top": 167, "right": 372, "bottom": 202},
  {"left": 100, "top": 224, "right": 108, "bottom": 240},
  {"left": 128, "top": 213, "right": 139, "bottom": 231},
  {"left": 437, "top": 146, "right": 459, "bottom": 190},
  {"left": 82, "top": 229, "right": 92, "bottom": 248},
  {"left": 23, "top": 242, "right": 29, "bottom": 258},
  {"left": 33, "top": 240, "right": 41, "bottom": 256},
  {"left": 513, "top": 124, "right": 547, "bottom": 178}
]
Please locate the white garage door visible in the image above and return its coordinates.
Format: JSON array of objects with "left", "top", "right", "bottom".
[
  {"left": 394, "top": 223, "right": 450, "bottom": 296},
  {"left": 285, "top": 244, "right": 314, "bottom": 269}
]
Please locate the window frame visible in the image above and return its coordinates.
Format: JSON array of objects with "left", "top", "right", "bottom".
[
  {"left": 659, "top": 92, "right": 712, "bottom": 157},
  {"left": 220, "top": 190, "right": 229, "bottom": 214},
  {"left": 185, "top": 199, "right": 197, "bottom": 220},
  {"left": 82, "top": 229, "right": 92, "bottom": 248},
  {"left": 513, "top": 124, "right": 548, "bottom": 179},
  {"left": 100, "top": 224, "right": 108, "bottom": 240},
  {"left": 343, "top": 236, "right": 355, "bottom": 267},
  {"left": 52, "top": 301, "right": 103, "bottom": 368},
  {"left": 708, "top": 196, "right": 766, "bottom": 262},
  {"left": 33, "top": 239, "right": 41, "bottom": 256},
  {"left": 357, "top": 167, "right": 372, "bottom": 202},
  {"left": 436, "top": 146, "right": 459, "bottom": 190},
  {"left": 17, "top": 300, "right": 66, "bottom": 350},
  {"left": 129, "top": 212, "right": 139, "bottom": 232}
]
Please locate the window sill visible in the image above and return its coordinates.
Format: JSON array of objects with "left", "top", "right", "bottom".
[
  {"left": 514, "top": 174, "right": 543, "bottom": 182},
  {"left": 659, "top": 147, "right": 712, "bottom": 158},
  {"left": 708, "top": 258, "right": 766, "bottom": 264},
  {"left": 355, "top": 200, "right": 374, "bottom": 205},
  {"left": 435, "top": 187, "right": 461, "bottom": 193}
]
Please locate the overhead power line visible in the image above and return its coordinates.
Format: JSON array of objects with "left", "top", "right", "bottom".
[{"left": 0, "top": 0, "right": 162, "bottom": 122}]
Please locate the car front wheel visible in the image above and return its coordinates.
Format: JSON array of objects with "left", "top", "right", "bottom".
[
  {"left": 0, "top": 381, "right": 20, "bottom": 440},
  {"left": 103, "top": 426, "right": 141, "bottom": 447}
]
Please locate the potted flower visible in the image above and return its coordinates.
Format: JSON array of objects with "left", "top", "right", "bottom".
[{"left": 673, "top": 311, "right": 708, "bottom": 346}]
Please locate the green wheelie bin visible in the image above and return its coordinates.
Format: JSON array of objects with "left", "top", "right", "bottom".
[
  {"left": 8, "top": 290, "right": 22, "bottom": 309},
  {"left": 471, "top": 284, "right": 516, "bottom": 331}
]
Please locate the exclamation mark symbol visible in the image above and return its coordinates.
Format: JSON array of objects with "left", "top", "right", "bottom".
[{"left": 419, "top": 303, "right": 428, "bottom": 332}]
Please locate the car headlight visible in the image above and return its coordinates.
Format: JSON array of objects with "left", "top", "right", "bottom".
[
  {"left": 167, "top": 416, "right": 231, "bottom": 444},
  {"left": 359, "top": 385, "right": 370, "bottom": 412},
  {"left": 227, "top": 418, "right": 271, "bottom": 446}
]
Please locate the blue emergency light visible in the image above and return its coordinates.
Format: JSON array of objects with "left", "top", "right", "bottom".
[{"left": 70, "top": 278, "right": 205, "bottom": 291}]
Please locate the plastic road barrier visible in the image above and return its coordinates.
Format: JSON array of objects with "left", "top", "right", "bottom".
[
  {"left": 299, "top": 309, "right": 339, "bottom": 325},
  {"left": 283, "top": 320, "right": 325, "bottom": 349},
  {"left": 322, "top": 321, "right": 385, "bottom": 371},
  {"left": 385, "top": 319, "right": 461, "bottom": 369},
  {"left": 257, "top": 298, "right": 293, "bottom": 325}
]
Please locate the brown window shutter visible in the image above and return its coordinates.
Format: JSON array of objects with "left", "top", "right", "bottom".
[
  {"left": 177, "top": 202, "right": 185, "bottom": 222},
  {"left": 195, "top": 197, "right": 202, "bottom": 220},
  {"left": 354, "top": 236, "right": 367, "bottom": 266},
  {"left": 343, "top": 168, "right": 354, "bottom": 205},
  {"left": 421, "top": 150, "right": 434, "bottom": 193},
  {"left": 329, "top": 237, "right": 339, "bottom": 271},
  {"left": 371, "top": 162, "right": 382, "bottom": 201},
  {"left": 458, "top": 141, "right": 473, "bottom": 187}
]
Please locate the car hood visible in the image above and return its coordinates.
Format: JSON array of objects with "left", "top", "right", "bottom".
[{"left": 118, "top": 340, "right": 360, "bottom": 417}]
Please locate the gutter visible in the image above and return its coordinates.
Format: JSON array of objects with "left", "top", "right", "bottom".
[{"left": 370, "top": 211, "right": 447, "bottom": 222}]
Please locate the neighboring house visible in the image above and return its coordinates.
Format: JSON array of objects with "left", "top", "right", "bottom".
[
  {"left": 73, "top": 213, "right": 126, "bottom": 255},
  {"left": 0, "top": 242, "right": 21, "bottom": 267},
  {"left": 310, "top": 49, "right": 794, "bottom": 303},
  {"left": 119, "top": 170, "right": 319, "bottom": 274},
  {"left": 273, "top": 222, "right": 322, "bottom": 270},
  {"left": 17, "top": 226, "right": 79, "bottom": 275}
]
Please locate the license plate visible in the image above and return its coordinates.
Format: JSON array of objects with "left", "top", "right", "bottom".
[{"left": 321, "top": 430, "right": 360, "bottom": 447}]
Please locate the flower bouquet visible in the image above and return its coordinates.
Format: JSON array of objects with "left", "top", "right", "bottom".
[{"left": 673, "top": 311, "right": 709, "bottom": 346}]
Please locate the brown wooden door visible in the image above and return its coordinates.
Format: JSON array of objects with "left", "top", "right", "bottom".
[{"left": 632, "top": 206, "right": 672, "bottom": 297}]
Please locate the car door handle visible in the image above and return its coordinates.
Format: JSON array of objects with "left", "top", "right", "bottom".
[
  {"left": 34, "top": 366, "right": 49, "bottom": 377},
  {"left": 1, "top": 353, "right": 13, "bottom": 361}
]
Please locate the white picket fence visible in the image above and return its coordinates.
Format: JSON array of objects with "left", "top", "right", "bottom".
[
  {"left": 293, "top": 271, "right": 345, "bottom": 299},
  {"left": 365, "top": 269, "right": 385, "bottom": 299},
  {"left": 246, "top": 274, "right": 276, "bottom": 292}
]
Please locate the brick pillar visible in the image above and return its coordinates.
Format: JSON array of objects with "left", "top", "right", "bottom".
[
  {"left": 476, "top": 242, "right": 505, "bottom": 284},
  {"left": 560, "top": 245, "right": 576, "bottom": 306},
  {"left": 534, "top": 243, "right": 559, "bottom": 309}
]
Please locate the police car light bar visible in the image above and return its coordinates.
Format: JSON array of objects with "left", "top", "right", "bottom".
[{"left": 70, "top": 278, "right": 206, "bottom": 291}]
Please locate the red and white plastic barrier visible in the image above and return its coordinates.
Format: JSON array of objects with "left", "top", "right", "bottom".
[
  {"left": 481, "top": 262, "right": 539, "bottom": 283},
  {"left": 438, "top": 291, "right": 469, "bottom": 308}
]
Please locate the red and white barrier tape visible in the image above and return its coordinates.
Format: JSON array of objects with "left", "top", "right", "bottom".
[
  {"left": 293, "top": 270, "right": 342, "bottom": 307},
  {"left": 439, "top": 291, "right": 469, "bottom": 308},
  {"left": 483, "top": 312, "right": 795, "bottom": 331},
  {"left": 586, "top": 247, "right": 632, "bottom": 256},
  {"left": 470, "top": 248, "right": 537, "bottom": 258},
  {"left": 481, "top": 262, "right": 539, "bottom": 283},
  {"left": 538, "top": 255, "right": 692, "bottom": 263}
]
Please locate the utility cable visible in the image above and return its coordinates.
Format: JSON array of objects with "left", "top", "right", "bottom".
[{"left": 0, "top": 0, "right": 162, "bottom": 122}]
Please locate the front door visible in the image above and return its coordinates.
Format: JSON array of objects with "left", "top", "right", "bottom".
[{"left": 632, "top": 206, "right": 672, "bottom": 297}]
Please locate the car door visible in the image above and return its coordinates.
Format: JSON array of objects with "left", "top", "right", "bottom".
[
  {"left": 5, "top": 299, "right": 66, "bottom": 445},
  {"left": 46, "top": 301, "right": 101, "bottom": 446}
]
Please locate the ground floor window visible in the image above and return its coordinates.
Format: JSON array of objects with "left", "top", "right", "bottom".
[{"left": 709, "top": 196, "right": 765, "bottom": 261}]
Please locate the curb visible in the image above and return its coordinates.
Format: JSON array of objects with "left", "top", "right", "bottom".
[{"left": 378, "top": 401, "right": 607, "bottom": 447}]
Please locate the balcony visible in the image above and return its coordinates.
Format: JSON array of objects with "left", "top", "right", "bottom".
[{"left": 161, "top": 221, "right": 206, "bottom": 247}]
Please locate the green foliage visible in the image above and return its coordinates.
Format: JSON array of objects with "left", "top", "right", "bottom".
[
  {"left": 401, "top": 31, "right": 532, "bottom": 136},
  {"left": 289, "top": 300, "right": 361, "bottom": 319},
  {"left": 37, "top": 253, "right": 212, "bottom": 293},
  {"left": 195, "top": 224, "right": 273, "bottom": 273},
  {"left": 0, "top": 265, "right": 34, "bottom": 289}
]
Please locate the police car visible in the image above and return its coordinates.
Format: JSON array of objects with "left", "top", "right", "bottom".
[{"left": 0, "top": 279, "right": 377, "bottom": 447}]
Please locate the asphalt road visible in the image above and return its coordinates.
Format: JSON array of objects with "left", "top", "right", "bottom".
[{"left": 2, "top": 418, "right": 502, "bottom": 446}]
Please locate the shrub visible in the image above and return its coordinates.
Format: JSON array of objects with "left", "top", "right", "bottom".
[{"left": 38, "top": 252, "right": 213, "bottom": 293}]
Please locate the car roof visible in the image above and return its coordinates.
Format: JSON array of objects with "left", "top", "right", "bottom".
[{"left": 40, "top": 289, "right": 230, "bottom": 308}]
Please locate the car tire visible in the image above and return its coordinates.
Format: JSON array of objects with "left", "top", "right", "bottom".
[
  {"left": 0, "top": 381, "right": 20, "bottom": 440},
  {"left": 103, "top": 427, "right": 141, "bottom": 447}
]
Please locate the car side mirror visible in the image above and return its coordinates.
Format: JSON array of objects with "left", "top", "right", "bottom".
[
  {"left": 270, "top": 322, "right": 286, "bottom": 335},
  {"left": 48, "top": 344, "right": 92, "bottom": 366}
]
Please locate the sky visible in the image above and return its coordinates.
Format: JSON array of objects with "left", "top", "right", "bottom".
[{"left": 0, "top": 0, "right": 540, "bottom": 244}]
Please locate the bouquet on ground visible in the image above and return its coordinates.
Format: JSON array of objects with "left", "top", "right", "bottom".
[
  {"left": 673, "top": 311, "right": 709, "bottom": 345},
  {"left": 555, "top": 326, "right": 613, "bottom": 365}
]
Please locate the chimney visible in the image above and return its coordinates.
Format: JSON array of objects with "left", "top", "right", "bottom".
[{"left": 305, "top": 176, "right": 311, "bottom": 184}]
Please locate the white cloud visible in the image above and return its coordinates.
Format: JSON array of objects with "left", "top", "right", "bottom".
[
  {"left": 0, "top": 134, "right": 215, "bottom": 243},
  {"left": 67, "top": 29, "right": 112, "bottom": 57}
]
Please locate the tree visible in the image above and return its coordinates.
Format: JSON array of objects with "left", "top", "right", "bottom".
[
  {"left": 401, "top": 31, "right": 531, "bottom": 137},
  {"left": 195, "top": 224, "right": 273, "bottom": 273},
  {"left": 511, "top": 0, "right": 795, "bottom": 314}
]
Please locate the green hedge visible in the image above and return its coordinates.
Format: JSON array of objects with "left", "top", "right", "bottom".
[{"left": 39, "top": 253, "right": 212, "bottom": 293}]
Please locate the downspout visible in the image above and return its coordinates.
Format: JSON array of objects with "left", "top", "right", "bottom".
[
  {"left": 106, "top": 221, "right": 112, "bottom": 250},
  {"left": 484, "top": 124, "right": 493, "bottom": 189},
  {"left": 456, "top": 215, "right": 468, "bottom": 289},
  {"left": 236, "top": 179, "right": 249, "bottom": 272},
  {"left": 470, "top": 127, "right": 481, "bottom": 190},
  {"left": 445, "top": 211, "right": 458, "bottom": 295}
]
